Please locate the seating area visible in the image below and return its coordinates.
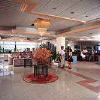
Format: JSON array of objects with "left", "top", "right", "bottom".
[{"left": 4, "top": 53, "right": 33, "bottom": 67}]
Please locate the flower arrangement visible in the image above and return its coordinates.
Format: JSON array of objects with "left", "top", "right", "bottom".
[{"left": 34, "top": 48, "right": 52, "bottom": 65}]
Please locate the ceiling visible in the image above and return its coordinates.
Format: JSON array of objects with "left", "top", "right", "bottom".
[
  {"left": 33, "top": 0, "right": 100, "bottom": 21},
  {"left": 0, "top": 0, "right": 100, "bottom": 42},
  {"left": 65, "top": 28, "right": 100, "bottom": 40}
]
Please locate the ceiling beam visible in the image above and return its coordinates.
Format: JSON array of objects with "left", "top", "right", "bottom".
[
  {"left": 0, "top": 23, "right": 100, "bottom": 38},
  {"left": 0, "top": 30, "right": 11, "bottom": 34},
  {"left": 57, "top": 24, "right": 100, "bottom": 36},
  {"left": 31, "top": 12, "right": 84, "bottom": 23},
  {"left": 0, "top": 30, "right": 56, "bottom": 37},
  {"left": 85, "top": 18, "right": 100, "bottom": 24},
  {"left": 12, "top": 30, "right": 56, "bottom": 37},
  {"left": 0, "top": 24, "right": 100, "bottom": 38}
]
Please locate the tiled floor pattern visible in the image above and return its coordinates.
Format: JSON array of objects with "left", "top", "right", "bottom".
[
  {"left": 0, "top": 60, "right": 100, "bottom": 100},
  {"left": 61, "top": 68, "right": 100, "bottom": 93},
  {"left": 72, "top": 61, "right": 100, "bottom": 76}
]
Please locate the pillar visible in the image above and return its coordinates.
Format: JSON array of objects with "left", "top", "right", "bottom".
[{"left": 56, "top": 37, "right": 65, "bottom": 53}]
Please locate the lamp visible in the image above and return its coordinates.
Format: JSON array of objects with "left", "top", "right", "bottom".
[{"left": 34, "top": 18, "right": 50, "bottom": 35}]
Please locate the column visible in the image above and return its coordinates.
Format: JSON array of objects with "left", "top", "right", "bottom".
[{"left": 56, "top": 37, "right": 65, "bottom": 53}]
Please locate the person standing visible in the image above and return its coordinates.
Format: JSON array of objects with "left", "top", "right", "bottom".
[
  {"left": 65, "top": 48, "right": 69, "bottom": 67},
  {"left": 68, "top": 49, "right": 73, "bottom": 69},
  {"left": 59, "top": 46, "right": 65, "bottom": 68}
]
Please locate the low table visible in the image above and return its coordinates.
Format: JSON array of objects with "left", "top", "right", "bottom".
[
  {"left": 14, "top": 58, "right": 32, "bottom": 67},
  {"left": 24, "top": 58, "right": 32, "bottom": 68},
  {"left": 34, "top": 64, "right": 48, "bottom": 78}
]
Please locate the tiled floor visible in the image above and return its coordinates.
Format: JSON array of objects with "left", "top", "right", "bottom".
[{"left": 0, "top": 59, "right": 100, "bottom": 100}]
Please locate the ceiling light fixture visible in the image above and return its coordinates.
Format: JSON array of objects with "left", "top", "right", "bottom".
[
  {"left": 70, "top": 12, "right": 74, "bottom": 14},
  {"left": 34, "top": 18, "right": 50, "bottom": 44},
  {"left": 89, "top": 33, "right": 93, "bottom": 34},
  {"left": 85, "top": 16, "right": 88, "bottom": 17},
  {"left": 30, "top": 24, "right": 34, "bottom": 26},
  {"left": 52, "top": 7, "right": 57, "bottom": 10},
  {"left": 34, "top": 18, "right": 50, "bottom": 36}
]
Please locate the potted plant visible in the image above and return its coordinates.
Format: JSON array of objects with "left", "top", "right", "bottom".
[{"left": 34, "top": 48, "right": 52, "bottom": 65}]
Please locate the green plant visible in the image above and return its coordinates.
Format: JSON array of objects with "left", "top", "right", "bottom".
[{"left": 55, "top": 53, "right": 61, "bottom": 62}]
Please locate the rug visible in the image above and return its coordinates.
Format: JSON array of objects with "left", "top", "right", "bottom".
[{"left": 23, "top": 73, "right": 58, "bottom": 84}]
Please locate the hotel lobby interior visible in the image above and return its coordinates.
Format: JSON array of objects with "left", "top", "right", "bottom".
[{"left": 0, "top": 0, "right": 100, "bottom": 100}]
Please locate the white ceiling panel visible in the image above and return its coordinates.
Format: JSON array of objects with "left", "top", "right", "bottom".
[
  {"left": 55, "top": 0, "right": 80, "bottom": 15},
  {"left": 83, "top": 6, "right": 100, "bottom": 19},
  {"left": 48, "top": 18, "right": 80, "bottom": 31},
  {"left": 73, "top": 15, "right": 90, "bottom": 21},
  {"left": 38, "top": 0, "right": 80, "bottom": 16},
  {"left": 0, "top": 0, "right": 20, "bottom": 10},
  {"left": 82, "top": 0, "right": 100, "bottom": 7},
  {"left": 49, "top": 22, "right": 79, "bottom": 32},
  {"left": 73, "top": 6, "right": 100, "bottom": 21},
  {"left": 66, "top": 28, "right": 100, "bottom": 37},
  {"left": 30, "top": 0, "right": 50, "bottom": 11},
  {"left": 58, "top": 1, "right": 97, "bottom": 19},
  {"left": 90, "top": 15, "right": 100, "bottom": 20},
  {"left": 35, "top": 0, "right": 66, "bottom": 15},
  {"left": 0, "top": 10, "right": 28, "bottom": 26}
]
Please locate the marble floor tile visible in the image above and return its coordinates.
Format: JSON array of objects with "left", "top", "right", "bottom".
[{"left": 0, "top": 61, "right": 100, "bottom": 100}]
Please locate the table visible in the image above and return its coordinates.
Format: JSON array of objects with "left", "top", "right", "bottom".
[
  {"left": 34, "top": 64, "right": 48, "bottom": 78},
  {"left": 24, "top": 58, "right": 32, "bottom": 68}
]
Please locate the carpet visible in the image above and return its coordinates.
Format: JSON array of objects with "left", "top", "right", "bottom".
[{"left": 23, "top": 73, "right": 58, "bottom": 84}]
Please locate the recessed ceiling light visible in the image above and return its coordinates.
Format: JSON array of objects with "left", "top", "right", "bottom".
[
  {"left": 89, "top": 33, "right": 93, "bottom": 34},
  {"left": 70, "top": 12, "right": 74, "bottom": 14},
  {"left": 85, "top": 16, "right": 88, "bottom": 17},
  {"left": 52, "top": 7, "right": 57, "bottom": 10},
  {"left": 30, "top": 24, "right": 34, "bottom": 26}
]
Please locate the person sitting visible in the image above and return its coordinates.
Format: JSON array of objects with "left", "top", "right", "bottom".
[
  {"left": 81, "top": 50, "right": 86, "bottom": 60},
  {"left": 28, "top": 51, "right": 33, "bottom": 58},
  {"left": 89, "top": 50, "right": 94, "bottom": 61},
  {"left": 22, "top": 52, "right": 26, "bottom": 58},
  {"left": 17, "top": 52, "right": 23, "bottom": 58},
  {"left": 83, "top": 48, "right": 88, "bottom": 53}
]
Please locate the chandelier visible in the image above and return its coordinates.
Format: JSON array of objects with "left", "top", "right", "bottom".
[{"left": 34, "top": 18, "right": 50, "bottom": 35}]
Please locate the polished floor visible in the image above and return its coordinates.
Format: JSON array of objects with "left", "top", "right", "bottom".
[{"left": 0, "top": 58, "right": 100, "bottom": 100}]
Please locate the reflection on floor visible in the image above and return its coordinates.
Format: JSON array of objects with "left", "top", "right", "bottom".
[{"left": 0, "top": 59, "right": 100, "bottom": 100}]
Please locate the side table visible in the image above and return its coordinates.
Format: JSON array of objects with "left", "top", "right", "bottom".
[{"left": 34, "top": 64, "right": 48, "bottom": 78}]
